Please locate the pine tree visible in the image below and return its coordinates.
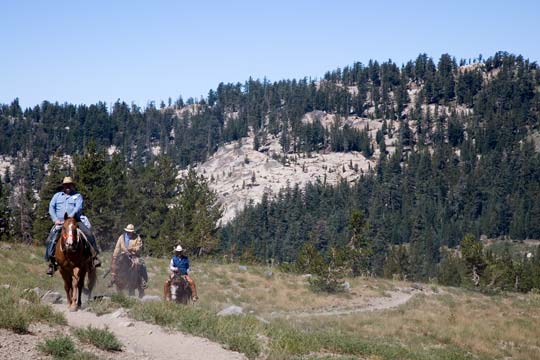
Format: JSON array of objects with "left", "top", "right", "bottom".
[
  {"left": 11, "top": 159, "right": 35, "bottom": 244},
  {"left": 73, "top": 141, "right": 110, "bottom": 242},
  {"left": 460, "top": 233, "right": 486, "bottom": 286},
  {"left": 0, "top": 178, "right": 11, "bottom": 241},
  {"left": 160, "top": 169, "right": 221, "bottom": 256},
  {"left": 347, "top": 209, "right": 373, "bottom": 275},
  {"left": 32, "top": 155, "right": 68, "bottom": 244}
]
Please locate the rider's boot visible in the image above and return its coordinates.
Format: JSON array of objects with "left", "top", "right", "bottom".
[
  {"left": 186, "top": 276, "right": 198, "bottom": 301},
  {"left": 93, "top": 256, "right": 102, "bottom": 268},
  {"left": 46, "top": 260, "right": 56, "bottom": 277}
]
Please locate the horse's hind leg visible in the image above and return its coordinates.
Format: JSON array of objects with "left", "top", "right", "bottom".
[
  {"left": 86, "top": 267, "right": 97, "bottom": 301},
  {"left": 77, "top": 270, "right": 86, "bottom": 309}
]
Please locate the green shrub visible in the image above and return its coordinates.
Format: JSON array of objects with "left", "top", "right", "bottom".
[
  {"left": 37, "top": 335, "right": 77, "bottom": 359},
  {"left": 73, "top": 326, "right": 122, "bottom": 351}
]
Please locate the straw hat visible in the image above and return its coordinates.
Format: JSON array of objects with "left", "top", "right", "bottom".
[
  {"left": 62, "top": 177, "right": 75, "bottom": 185},
  {"left": 124, "top": 224, "right": 135, "bottom": 232},
  {"left": 174, "top": 245, "right": 183, "bottom": 252}
]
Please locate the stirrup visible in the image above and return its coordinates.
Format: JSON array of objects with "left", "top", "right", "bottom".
[{"left": 93, "top": 257, "right": 102, "bottom": 268}]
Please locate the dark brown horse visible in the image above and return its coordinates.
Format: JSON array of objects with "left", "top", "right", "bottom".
[
  {"left": 113, "top": 252, "right": 145, "bottom": 298},
  {"left": 55, "top": 215, "right": 96, "bottom": 311}
]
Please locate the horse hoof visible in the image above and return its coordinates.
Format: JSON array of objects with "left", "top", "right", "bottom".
[{"left": 69, "top": 306, "right": 78, "bottom": 312}]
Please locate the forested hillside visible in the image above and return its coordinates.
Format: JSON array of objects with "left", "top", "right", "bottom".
[
  {"left": 220, "top": 52, "right": 540, "bottom": 289},
  {"left": 1, "top": 52, "right": 539, "bottom": 290}
]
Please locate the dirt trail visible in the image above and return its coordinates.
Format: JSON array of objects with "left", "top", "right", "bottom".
[
  {"left": 52, "top": 304, "right": 246, "bottom": 360},
  {"left": 269, "top": 287, "right": 425, "bottom": 318}
]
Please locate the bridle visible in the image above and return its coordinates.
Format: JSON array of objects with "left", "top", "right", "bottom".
[{"left": 60, "top": 222, "right": 80, "bottom": 253}]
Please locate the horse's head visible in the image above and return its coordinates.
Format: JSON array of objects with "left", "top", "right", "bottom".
[{"left": 61, "top": 215, "right": 79, "bottom": 252}]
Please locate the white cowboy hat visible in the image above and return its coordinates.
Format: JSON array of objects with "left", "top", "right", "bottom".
[
  {"left": 174, "top": 245, "right": 183, "bottom": 252},
  {"left": 62, "top": 176, "right": 75, "bottom": 185},
  {"left": 124, "top": 224, "right": 135, "bottom": 232}
]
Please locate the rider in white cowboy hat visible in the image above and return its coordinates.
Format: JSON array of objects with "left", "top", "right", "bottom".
[
  {"left": 44, "top": 176, "right": 101, "bottom": 276},
  {"left": 110, "top": 224, "right": 148, "bottom": 288},
  {"left": 165, "top": 244, "right": 198, "bottom": 301}
]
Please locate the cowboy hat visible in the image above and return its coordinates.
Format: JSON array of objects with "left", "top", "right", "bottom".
[
  {"left": 62, "top": 176, "right": 75, "bottom": 185},
  {"left": 124, "top": 224, "right": 135, "bottom": 232},
  {"left": 174, "top": 245, "right": 183, "bottom": 252}
]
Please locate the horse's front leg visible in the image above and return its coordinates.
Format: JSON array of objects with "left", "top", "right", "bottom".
[
  {"left": 60, "top": 269, "right": 73, "bottom": 308},
  {"left": 70, "top": 267, "right": 80, "bottom": 311}
]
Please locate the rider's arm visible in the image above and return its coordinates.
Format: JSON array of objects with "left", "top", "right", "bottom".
[
  {"left": 169, "top": 258, "right": 178, "bottom": 273},
  {"left": 112, "top": 236, "right": 122, "bottom": 259},
  {"left": 49, "top": 193, "right": 59, "bottom": 222},
  {"left": 68, "top": 194, "right": 83, "bottom": 218},
  {"left": 130, "top": 236, "right": 142, "bottom": 255}
]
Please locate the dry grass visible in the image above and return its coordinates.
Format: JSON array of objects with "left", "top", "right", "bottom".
[{"left": 2, "top": 241, "right": 540, "bottom": 359}]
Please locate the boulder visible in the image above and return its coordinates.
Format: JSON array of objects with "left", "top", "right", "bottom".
[
  {"left": 264, "top": 271, "right": 273, "bottom": 278},
  {"left": 31, "top": 287, "right": 42, "bottom": 297},
  {"left": 411, "top": 283, "right": 424, "bottom": 291},
  {"left": 238, "top": 265, "right": 248, "bottom": 271},
  {"left": 18, "top": 299, "right": 30, "bottom": 306},
  {"left": 40, "top": 290, "right": 63, "bottom": 304},
  {"left": 110, "top": 308, "right": 127, "bottom": 319},
  {"left": 140, "top": 295, "right": 161, "bottom": 303},
  {"left": 121, "top": 321, "right": 135, "bottom": 327},
  {"left": 1, "top": 284, "right": 10, "bottom": 289},
  {"left": 217, "top": 305, "right": 244, "bottom": 316},
  {"left": 342, "top": 281, "right": 351, "bottom": 291}
]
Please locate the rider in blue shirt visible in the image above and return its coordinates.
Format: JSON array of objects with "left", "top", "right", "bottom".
[
  {"left": 44, "top": 177, "right": 101, "bottom": 276},
  {"left": 165, "top": 245, "right": 198, "bottom": 301}
]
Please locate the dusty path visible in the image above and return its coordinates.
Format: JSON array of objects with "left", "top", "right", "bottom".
[
  {"left": 52, "top": 304, "right": 246, "bottom": 360},
  {"left": 269, "top": 287, "right": 426, "bottom": 318}
]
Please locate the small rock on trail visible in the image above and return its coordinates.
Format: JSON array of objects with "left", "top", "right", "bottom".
[{"left": 40, "top": 290, "right": 62, "bottom": 304}]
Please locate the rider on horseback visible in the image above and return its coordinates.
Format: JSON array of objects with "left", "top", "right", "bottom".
[
  {"left": 45, "top": 177, "right": 101, "bottom": 276},
  {"left": 110, "top": 223, "right": 148, "bottom": 288},
  {"left": 165, "top": 245, "right": 198, "bottom": 301}
]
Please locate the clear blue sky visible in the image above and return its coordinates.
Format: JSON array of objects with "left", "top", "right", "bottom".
[{"left": 2, "top": 0, "right": 539, "bottom": 108}]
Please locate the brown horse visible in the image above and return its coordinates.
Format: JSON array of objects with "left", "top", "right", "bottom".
[
  {"left": 164, "top": 274, "right": 192, "bottom": 304},
  {"left": 54, "top": 215, "right": 96, "bottom": 311}
]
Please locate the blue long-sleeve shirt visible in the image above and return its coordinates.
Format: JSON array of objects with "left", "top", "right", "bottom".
[{"left": 49, "top": 191, "right": 83, "bottom": 223}]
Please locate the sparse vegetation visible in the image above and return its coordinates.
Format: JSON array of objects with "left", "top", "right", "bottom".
[
  {"left": 37, "top": 335, "right": 77, "bottom": 359},
  {"left": 0, "top": 287, "right": 65, "bottom": 333},
  {"left": 3, "top": 243, "right": 540, "bottom": 359},
  {"left": 73, "top": 325, "right": 122, "bottom": 352},
  {"left": 37, "top": 334, "right": 100, "bottom": 360}
]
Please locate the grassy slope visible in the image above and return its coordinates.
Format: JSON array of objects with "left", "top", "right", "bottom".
[{"left": 1, "top": 241, "right": 540, "bottom": 359}]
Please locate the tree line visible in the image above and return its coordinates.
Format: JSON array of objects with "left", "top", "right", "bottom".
[
  {"left": 0, "top": 143, "right": 221, "bottom": 257},
  {"left": 221, "top": 52, "right": 540, "bottom": 291}
]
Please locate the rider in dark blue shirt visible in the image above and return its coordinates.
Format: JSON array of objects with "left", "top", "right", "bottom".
[{"left": 166, "top": 245, "right": 198, "bottom": 301}]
